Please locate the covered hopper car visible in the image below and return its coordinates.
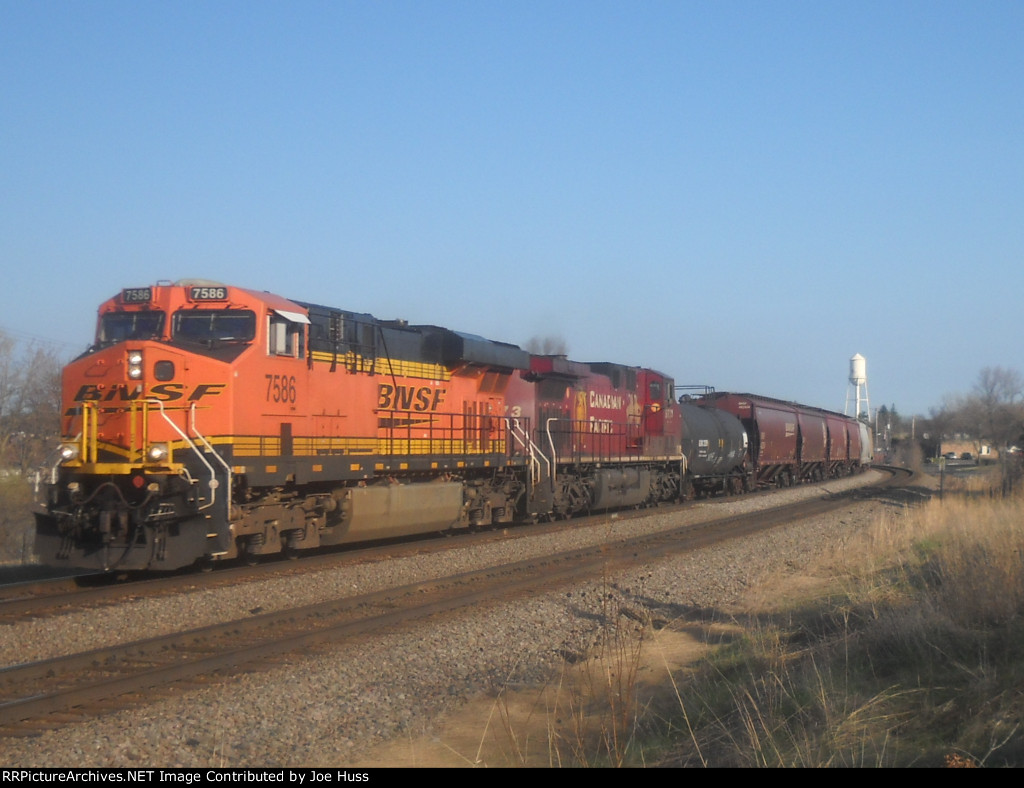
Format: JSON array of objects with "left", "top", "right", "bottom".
[{"left": 694, "top": 392, "right": 872, "bottom": 487}]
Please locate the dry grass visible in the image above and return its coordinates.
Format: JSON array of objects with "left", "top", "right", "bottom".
[
  {"left": 351, "top": 470, "right": 1024, "bottom": 768},
  {"left": 483, "top": 469, "right": 1024, "bottom": 767},
  {"left": 487, "top": 584, "right": 652, "bottom": 767},
  {"left": 644, "top": 478, "right": 1024, "bottom": 767}
]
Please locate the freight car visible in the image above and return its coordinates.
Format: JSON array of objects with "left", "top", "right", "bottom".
[
  {"left": 676, "top": 401, "right": 750, "bottom": 497},
  {"left": 34, "top": 280, "right": 867, "bottom": 572},
  {"left": 693, "top": 392, "right": 872, "bottom": 487}
]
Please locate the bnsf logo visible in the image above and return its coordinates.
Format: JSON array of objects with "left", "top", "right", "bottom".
[
  {"left": 73, "top": 383, "right": 226, "bottom": 403},
  {"left": 377, "top": 383, "right": 446, "bottom": 411}
]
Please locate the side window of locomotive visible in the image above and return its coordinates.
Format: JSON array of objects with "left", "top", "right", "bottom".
[
  {"left": 173, "top": 310, "right": 256, "bottom": 346},
  {"left": 268, "top": 314, "right": 306, "bottom": 358},
  {"left": 154, "top": 360, "right": 175, "bottom": 381},
  {"left": 99, "top": 311, "right": 166, "bottom": 344}
]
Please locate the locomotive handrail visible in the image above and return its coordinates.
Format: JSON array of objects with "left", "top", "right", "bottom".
[
  {"left": 43, "top": 432, "right": 83, "bottom": 486},
  {"left": 526, "top": 422, "right": 551, "bottom": 485},
  {"left": 506, "top": 418, "right": 549, "bottom": 485},
  {"left": 146, "top": 399, "right": 221, "bottom": 513},
  {"left": 545, "top": 417, "right": 560, "bottom": 483},
  {"left": 504, "top": 418, "right": 534, "bottom": 476},
  {"left": 505, "top": 418, "right": 527, "bottom": 451},
  {"left": 544, "top": 416, "right": 649, "bottom": 468},
  {"left": 189, "top": 402, "right": 233, "bottom": 519},
  {"left": 84, "top": 401, "right": 98, "bottom": 464}
]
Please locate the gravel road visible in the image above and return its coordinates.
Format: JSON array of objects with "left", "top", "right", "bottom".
[{"left": 0, "top": 470, "right": 902, "bottom": 767}]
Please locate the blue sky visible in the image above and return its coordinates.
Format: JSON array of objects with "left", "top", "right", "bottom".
[{"left": 2, "top": 1, "right": 1021, "bottom": 418}]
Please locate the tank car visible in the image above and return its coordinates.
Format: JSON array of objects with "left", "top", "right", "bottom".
[
  {"left": 676, "top": 401, "right": 750, "bottom": 497},
  {"left": 35, "top": 280, "right": 688, "bottom": 571}
]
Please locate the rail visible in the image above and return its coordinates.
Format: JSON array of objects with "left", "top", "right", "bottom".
[{"left": 146, "top": 399, "right": 222, "bottom": 513}]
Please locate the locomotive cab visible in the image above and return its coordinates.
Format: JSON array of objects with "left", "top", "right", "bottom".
[{"left": 36, "top": 281, "right": 257, "bottom": 570}]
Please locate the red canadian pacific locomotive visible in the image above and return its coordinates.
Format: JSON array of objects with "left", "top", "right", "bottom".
[{"left": 35, "top": 280, "right": 871, "bottom": 571}]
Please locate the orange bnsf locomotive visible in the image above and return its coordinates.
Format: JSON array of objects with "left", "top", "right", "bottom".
[
  {"left": 35, "top": 280, "right": 691, "bottom": 571},
  {"left": 35, "top": 280, "right": 870, "bottom": 572}
]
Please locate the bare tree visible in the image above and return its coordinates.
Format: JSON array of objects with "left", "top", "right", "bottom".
[
  {"left": 0, "top": 332, "right": 64, "bottom": 474},
  {"left": 0, "top": 331, "right": 21, "bottom": 468},
  {"left": 10, "top": 344, "right": 63, "bottom": 474},
  {"left": 925, "top": 402, "right": 957, "bottom": 458},
  {"left": 961, "top": 366, "right": 1024, "bottom": 451},
  {"left": 0, "top": 331, "right": 64, "bottom": 561}
]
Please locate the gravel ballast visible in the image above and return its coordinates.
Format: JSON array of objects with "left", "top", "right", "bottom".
[{"left": 0, "top": 471, "right": 899, "bottom": 766}]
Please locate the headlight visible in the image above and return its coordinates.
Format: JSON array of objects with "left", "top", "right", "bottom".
[
  {"left": 127, "top": 350, "right": 144, "bottom": 380},
  {"left": 147, "top": 443, "right": 169, "bottom": 462},
  {"left": 59, "top": 444, "right": 79, "bottom": 462}
]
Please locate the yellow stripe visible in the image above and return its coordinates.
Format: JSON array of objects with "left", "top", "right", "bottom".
[
  {"left": 73, "top": 434, "right": 508, "bottom": 460},
  {"left": 65, "top": 461, "right": 185, "bottom": 475},
  {"left": 309, "top": 350, "right": 451, "bottom": 381}
]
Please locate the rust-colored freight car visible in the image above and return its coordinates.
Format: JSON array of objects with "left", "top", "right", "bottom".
[{"left": 698, "top": 392, "right": 870, "bottom": 487}]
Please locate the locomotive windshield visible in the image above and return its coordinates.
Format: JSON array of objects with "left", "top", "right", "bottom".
[
  {"left": 99, "top": 311, "right": 166, "bottom": 344},
  {"left": 173, "top": 309, "right": 256, "bottom": 345}
]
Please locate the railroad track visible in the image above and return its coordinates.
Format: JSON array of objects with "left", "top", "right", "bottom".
[
  {"left": 0, "top": 469, "right": 901, "bottom": 623},
  {"left": 0, "top": 518, "right": 585, "bottom": 622},
  {"left": 0, "top": 467, "right": 916, "bottom": 736}
]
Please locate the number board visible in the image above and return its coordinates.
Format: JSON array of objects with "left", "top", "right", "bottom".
[
  {"left": 187, "top": 285, "right": 229, "bottom": 301},
  {"left": 121, "top": 288, "right": 153, "bottom": 304}
]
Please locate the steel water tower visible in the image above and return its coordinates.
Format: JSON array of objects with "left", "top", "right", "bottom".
[{"left": 845, "top": 353, "right": 870, "bottom": 419}]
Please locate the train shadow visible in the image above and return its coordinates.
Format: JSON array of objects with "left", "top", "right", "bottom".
[{"left": 854, "top": 483, "right": 934, "bottom": 508}]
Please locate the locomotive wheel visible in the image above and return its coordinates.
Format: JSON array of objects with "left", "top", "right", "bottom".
[
  {"left": 281, "top": 531, "right": 302, "bottom": 560},
  {"left": 240, "top": 539, "right": 261, "bottom": 566}
]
